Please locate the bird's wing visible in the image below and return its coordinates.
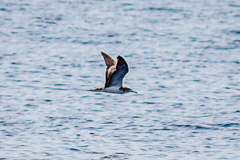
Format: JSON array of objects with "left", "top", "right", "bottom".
[
  {"left": 101, "top": 52, "right": 117, "bottom": 88},
  {"left": 101, "top": 52, "right": 116, "bottom": 68},
  {"left": 106, "top": 55, "right": 129, "bottom": 88}
]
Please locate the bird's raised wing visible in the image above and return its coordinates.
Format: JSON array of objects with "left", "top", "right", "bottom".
[
  {"left": 101, "top": 52, "right": 116, "bottom": 68},
  {"left": 101, "top": 52, "right": 117, "bottom": 88},
  {"left": 107, "top": 55, "right": 129, "bottom": 88}
]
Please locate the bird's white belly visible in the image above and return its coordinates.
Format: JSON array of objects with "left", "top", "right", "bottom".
[{"left": 103, "top": 87, "right": 123, "bottom": 93}]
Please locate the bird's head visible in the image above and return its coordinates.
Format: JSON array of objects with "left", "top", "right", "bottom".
[{"left": 122, "top": 86, "right": 137, "bottom": 93}]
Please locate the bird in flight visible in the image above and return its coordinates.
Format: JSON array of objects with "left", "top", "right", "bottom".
[{"left": 90, "top": 52, "right": 137, "bottom": 94}]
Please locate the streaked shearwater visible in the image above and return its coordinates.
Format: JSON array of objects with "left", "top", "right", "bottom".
[{"left": 90, "top": 52, "right": 137, "bottom": 94}]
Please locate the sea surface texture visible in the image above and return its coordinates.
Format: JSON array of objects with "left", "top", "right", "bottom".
[{"left": 0, "top": 0, "right": 240, "bottom": 159}]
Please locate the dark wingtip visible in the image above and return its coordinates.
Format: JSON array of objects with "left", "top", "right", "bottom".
[
  {"left": 117, "top": 55, "right": 126, "bottom": 62},
  {"left": 117, "top": 55, "right": 128, "bottom": 69}
]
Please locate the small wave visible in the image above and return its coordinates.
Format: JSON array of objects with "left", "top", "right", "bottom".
[
  {"left": 230, "top": 30, "right": 240, "bottom": 35},
  {"left": 148, "top": 7, "right": 183, "bottom": 12},
  {"left": 211, "top": 123, "right": 240, "bottom": 128},
  {"left": 69, "top": 148, "right": 80, "bottom": 152},
  {"left": 0, "top": 8, "right": 11, "bottom": 12},
  {"left": 229, "top": 4, "right": 240, "bottom": 8},
  {"left": 171, "top": 124, "right": 215, "bottom": 130}
]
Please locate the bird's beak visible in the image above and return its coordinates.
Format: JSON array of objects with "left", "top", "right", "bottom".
[{"left": 133, "top": 90, "right": 138, "bottom": 93}]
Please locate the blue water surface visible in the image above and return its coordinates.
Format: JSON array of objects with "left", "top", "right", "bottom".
[{"left": 0, "top": 0, "right": 240, "bottom": 159}]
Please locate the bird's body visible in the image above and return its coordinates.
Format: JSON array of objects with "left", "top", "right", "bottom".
[
  {"left": 90, "top": 52, "right": 137, "bottom": 94},
  {"left": 93, "top": 86, "right": 135, "bottom": 94}
]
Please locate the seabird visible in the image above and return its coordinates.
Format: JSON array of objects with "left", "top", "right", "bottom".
[{"left": 90, "top": 52, "right": 137, "bottom": 94}]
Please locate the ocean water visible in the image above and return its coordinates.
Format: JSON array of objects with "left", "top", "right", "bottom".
[{"left": 0, "top": 0, "right": 240, "bottom": 159}]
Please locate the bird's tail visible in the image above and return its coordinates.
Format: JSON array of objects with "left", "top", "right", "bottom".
[{"left": 87, "top": 87, "right": 103, "bottom": 92}]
